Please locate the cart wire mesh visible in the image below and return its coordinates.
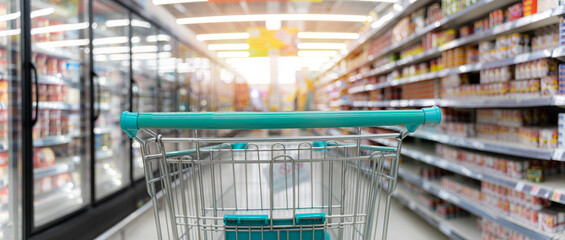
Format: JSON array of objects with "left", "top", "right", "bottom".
[{"left": 133, "top": 128, "right": 408, "bottom": 240}]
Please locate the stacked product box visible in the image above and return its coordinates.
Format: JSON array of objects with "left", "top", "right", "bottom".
[{"left": 559, "top": 113, "right": 565, "bottom": 148}]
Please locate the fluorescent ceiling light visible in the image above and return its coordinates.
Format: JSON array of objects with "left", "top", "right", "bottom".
[
  {"left": 35, "top": 39, "right": 89, "bottom": 48},
  {"left": 153, "top": 0, "right": 206, "bottom": 5},
  {"left": 197, "top": 32, "right": 249, "bottom": 41},
  {"left": 177, "top": 14, "right": 370, "bottom": 25},
  {"left": 93, "top": 36, "right": 129, "bottom": 46},
  {"left": 297, "top": 43, "right": 347, "bottom": 50},
  {"left": 298, "top": 32, "right": 359, "bottom": 39},
  {"left": 31, "top": 22, "right": 88, "bottom": 35},
  {"left": 146, "top": 34, "right": 171, "bottom": 42},
  {"left": 297, "top": 50, "right": 337, "bottom": 57},
  {"left": 31, "top": 8, "right": 55, "bottom": 18},
  {"left": 0, "top": 12, "right": 21, "bottom": 22},
  {"left": 217, "top": 51, "right": 250, "bottom": 58},
  {"left": 208, "top": 44, "right": 249, "bottom": 51}
]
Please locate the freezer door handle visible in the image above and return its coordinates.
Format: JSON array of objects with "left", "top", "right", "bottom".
[
  {"left": 92, "top": 71, "right": 101, "bottom": 121},
  {"left": 30, "top": 63, "right": 39, "bottom": 126}
]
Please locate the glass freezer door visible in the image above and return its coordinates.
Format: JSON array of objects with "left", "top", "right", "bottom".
[
  {"left": 30, "top": 0, "right": 90, "bottom": 227},
  {"left": 92, "top": 0, "right": 130, "bottom": 200},
  {"left": 131, "top": 14, "right": 157, "bottom": 180},
  {"left": 0, "top": 0, "right": 22, "bottom": 238}
]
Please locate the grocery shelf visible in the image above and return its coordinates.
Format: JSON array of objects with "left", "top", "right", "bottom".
[
  {"left": 323, "top": 129, "right": 565, "bottom": 239},
  {"left": 34, "top": 159, "right": 77, "bottom": 179},
  {"left": 320, "top": 1, "right": 561, "bottom": 87},
  {"left": 371, "top": 135, "right": 565, "bottom": 204},
  {"left": 34, "top": 135, "right": 74, "bottom": 147},
  {"left": 375, "top": 126, "right": 564, "bottom": 161},
  {"left": 349, "top": 48, "right": 553, "bottom": 95},
  {"left": 36, "top": 101, "right": 80, "bottom": 110},
  {"left": 395, "top": 163, "right": 562, "bottom": 240},
  {"left": 350, "top": 96, "right": 565, "bottom": 108},
  {"left": 393, "top": 184, "right": 482, "bottom": 240}
]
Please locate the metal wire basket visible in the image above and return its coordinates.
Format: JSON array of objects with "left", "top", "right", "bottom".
[{"left": 121, "top": 107, "right": 441, "bottom": 240}]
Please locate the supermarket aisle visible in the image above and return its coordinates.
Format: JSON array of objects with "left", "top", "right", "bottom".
[{"left": 102, "top": 130, "right": 447, "bottom": 240}]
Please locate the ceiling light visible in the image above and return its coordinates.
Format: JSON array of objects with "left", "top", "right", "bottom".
[
  {"left": 297, "top": 43, "right": 347, "bottom": 50},
  {"left": 208, "top": 44, "right": 250, "bottom": 51},
  {"left": 132, "top": 45, "right": 159, "bottom": 53},
  {"left": 217, "top": 51, "right": 250, "bottom": 58},
  {"left": 153, "top": 0, "right": 206, "bottom": 5},
  {"left": 197, "top": 32, "right": 250, "bottom": 41},
  {"left": 297, "top": 32, "right": 359, "bottom": 39},
  {"left": 297, "top": 50, "right": 337, "bottom": 57},
  {"left": 177, "top": 14, "right": 370, "bottom": 25}
]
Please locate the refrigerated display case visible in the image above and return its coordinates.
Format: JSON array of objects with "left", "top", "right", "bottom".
[
  {"left": 131, "top": 14, "right": 157, "bottom": 181},
  {"left": 0, "top": 0, "right": 22, "bottom": 238},
  {"left": 30, "top": 0, "right": 90, "bottom": 227},
  {"left": 92, "top": 0, "right": 130, "bottom": 200}
]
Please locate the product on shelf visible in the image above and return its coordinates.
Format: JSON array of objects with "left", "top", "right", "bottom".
[
  {"left": 401, "top": 79, "right": 439, "bottom": 100},
  {"left": 33, "top": 147, "right": 55, "bottom": 168},
  {"left": 482, "top": 219, "right": 530, "bottom": 240},
  {"left": 441, "top": 175, "right": 483, "bottom": 202}
]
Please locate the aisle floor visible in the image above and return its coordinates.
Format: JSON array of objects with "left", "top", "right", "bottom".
[{"left": 106, "top": 130, "right": 447, "bottom": 240}]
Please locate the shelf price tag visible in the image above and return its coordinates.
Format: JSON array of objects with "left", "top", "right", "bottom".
[
  {"left": 551, "top": 191, "right": 562, "bottom": 202},
  {"left": 515, "top": 182, "right": 525, "bottom": 191},
  {"left": 552, "top": 149, "right": 564, "bottom": 160},
  {"left": 531, "top": 186, "right": 540, "bottom": 196}
]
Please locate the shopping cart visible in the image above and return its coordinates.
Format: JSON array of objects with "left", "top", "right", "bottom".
[{"left": 121, "top": 107, "right": 441, "bottom": 240}]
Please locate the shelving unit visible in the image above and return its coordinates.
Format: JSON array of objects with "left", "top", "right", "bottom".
[{"left": 316, "top": 0, "right": 565, "bottom": 232}]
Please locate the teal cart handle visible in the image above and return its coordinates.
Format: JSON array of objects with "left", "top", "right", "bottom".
[{"left": 121, "top": 106, "right": 441, "bottom": 138}]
